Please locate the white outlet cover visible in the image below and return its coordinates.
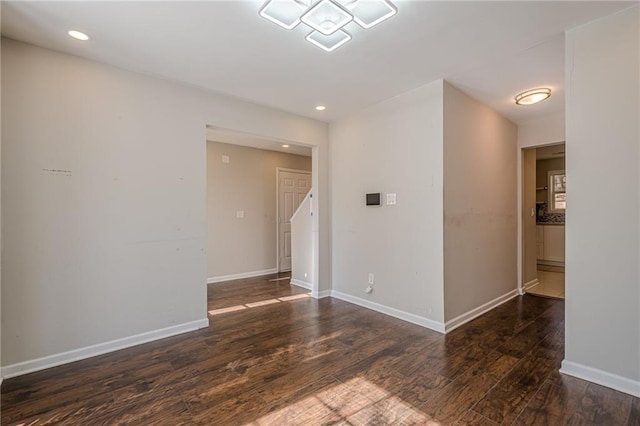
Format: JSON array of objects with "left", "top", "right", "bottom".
[
  {"left": 236, "top": 210, "right": 245, "bottom": 219},
  {"left": 222, "top": 155, "right": 230, "bottom": 164},
  {"left": 386, "top": 193, "right": 397, "bottom": 205}
]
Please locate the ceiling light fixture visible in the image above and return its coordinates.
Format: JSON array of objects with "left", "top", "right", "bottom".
[
  {"left": 282, "top": 144, "right": 290, "bottom": 148},
  {"left": 315, "top": 105, "right": 326, "bottom": 111},
  {"left": 259, "top": 0, "right": 397, "bottom": 52},
  {"left": 515, "top": 88, "right": 551, "bottom": 105},
  {"left": 67, "top": 30, "right": 90, "bottom": 41}
]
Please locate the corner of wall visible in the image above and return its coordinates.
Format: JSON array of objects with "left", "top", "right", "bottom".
[{"left": 442, "top": 82, "right": 518, "bottom": 323}]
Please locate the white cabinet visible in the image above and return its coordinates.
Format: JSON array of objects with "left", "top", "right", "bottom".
[
  {"left": 536, "top": 224, "right": 565, "bottom": 263},
  {"left": 536, "top": 225, "right": 544, "bottom": 259}
]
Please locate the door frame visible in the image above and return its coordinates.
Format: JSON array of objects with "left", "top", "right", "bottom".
[
  {"left": 276, "top": 167, "right": 312, "bottom": 272},
  {"left": 517, "top": 141, "right": 566, "bottom": 295}
]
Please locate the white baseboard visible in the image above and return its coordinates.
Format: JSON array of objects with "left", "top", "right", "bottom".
[
  {"left": 330, "top": 290, "right": 445, "bottom": 334},
  {"left": 523, "top": 278, "right": 539, "bottom": 291},
  {"left": 519, "top": 278, "right": 539, "bottom": 295},
  {"left": 207, "top": 268, "right": 278, "bottom": 284},
  {"left": 537, "top": 260, "right": 565, "bottom": 267},
  {"left": 560, "top": 360, "right": 640, "bottom": 398},
  {"left": 1, "top": 318, "right": 209, "bottom": 379},
  {"left": 290, "top": 279, "right": 312, "bottom": 290},
  {"left": 312, "top": 289, "right": 332, "bottom": 299},
  {"left": 444, "top": 289, "right": 519, "bottom": 333}
]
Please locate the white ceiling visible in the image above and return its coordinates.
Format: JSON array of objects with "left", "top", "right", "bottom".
[{"left": 1, "top": 1, "right": 636, "bottom": 124}]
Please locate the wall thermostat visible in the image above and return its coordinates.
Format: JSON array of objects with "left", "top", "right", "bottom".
[{"left": 366, "top": 193, "right": 381, "bottom": 206}]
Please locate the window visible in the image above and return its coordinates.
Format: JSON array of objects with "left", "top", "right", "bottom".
[{"left": 548, "top": 170, "right": 566, "bottom": 212}]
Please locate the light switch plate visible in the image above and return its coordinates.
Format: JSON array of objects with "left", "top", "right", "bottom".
[
  {"left": 236, "top": 210, "right": 245, "bottom": 219},
  {"left": 386, "top": 193, "right": 397, "bottom": 205},
  {"left": 222, "top": 155, "right": 230, "bottom": 164}
]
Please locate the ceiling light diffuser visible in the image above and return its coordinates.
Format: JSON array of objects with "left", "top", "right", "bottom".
[
  {"left": 282, "top": 144, "right": 290, "bottom": 148},
  {"left": 306, "top": 29, "right": 352, "bottom": 52},
  {"left": 258, "top": 0, "right": 397, "bottom": 51},
  {"left": 515, "top": 88, "right": 551, "bottom": 105},
  {"left": 315, "top": 105, "right": 326, "bottom": 111},
  {"left": 259, "top": 0, "right": 308, "bottom": 30},
  {"left": 67, "top": 30, "right": 90, "bottom": 41},
  {"left": 348, "top": 0, "right": 397, "bottom": 29},
  {"left": 301, "top": 0, "right": 353, "bottom": 35}
]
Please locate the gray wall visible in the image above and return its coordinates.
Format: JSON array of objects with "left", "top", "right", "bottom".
[
  {"left": 330, "top": 80, "right": 446, "bottom": 326},
  {"left": 206, "top": 141, "right": 311, "bottom": 279},
  {"left": 1, "top": 38, "right": 328, "bottom": 370},
  {"left": 443, "top": 82, "right": 518, "bottom": 322},
  {"left": 564, "top": 5, "right": 640, "bottom": 389}
]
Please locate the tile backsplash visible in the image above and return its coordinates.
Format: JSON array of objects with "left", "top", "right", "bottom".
[{"left": 536, "top": 202, "right": 565, "bottom": 224}]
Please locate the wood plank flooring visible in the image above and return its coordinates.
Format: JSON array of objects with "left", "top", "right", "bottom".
[{"left": 2, "top": 274, "right": 638, "bottom": 425}]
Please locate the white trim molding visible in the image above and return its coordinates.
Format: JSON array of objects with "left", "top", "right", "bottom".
[
  {"left": 444, "top": 289, "right": 519, "bottom": 333},
  {"left": 1, "top": 318, "right": 209, "bottom": 379},
  {"left": 521, "top": 278, "right": 540, "bottom": 295},
  {"left": 330, "top": 290, "right": 446, "bottom": 333},
  {"left": 560, "top": 360, "right": 640, "bottom": 398},
  {"left": 290, "top": 279, "right": 312, "bottom": 290},
  {"left": 312, "top": 289, "right": 332, "bottom": 299},
  {"left": 207, "top": 268, "right": 278, "bottom": 284}
]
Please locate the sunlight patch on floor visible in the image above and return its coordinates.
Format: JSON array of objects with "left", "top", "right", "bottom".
[
  {"left": 246, "top": 377, "right": 441, "bottom": 426},
  {"left": 208, "top": 305, "right": 247, "bottom": 315},
  {"left": 245, "top": 299, "right": 280, "bottom": 308},
  {"left": 208, "top": 294, "right": 310, "bottom": 316}
]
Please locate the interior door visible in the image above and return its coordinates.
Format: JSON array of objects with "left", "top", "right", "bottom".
[{"left": 278, "top": 170, "right": 311, "bottom": 272}]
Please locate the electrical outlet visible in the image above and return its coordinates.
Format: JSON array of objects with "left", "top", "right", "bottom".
[
  {"left": 368, "top": 273, "right": 375, "bottom": 285},
  {"left": 236, "top": 210, "right": 245, "bottom": 219}
]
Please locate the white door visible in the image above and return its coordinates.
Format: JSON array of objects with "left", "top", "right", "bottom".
[{"left": 278, "top": 170, "right": 311, "bottom": 272}]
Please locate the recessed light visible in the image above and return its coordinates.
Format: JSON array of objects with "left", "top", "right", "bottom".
[
  {"left": 515, "top": 88, "right": 551, "bottom": 105},
  {"left": 282, "top": 144, "right": 290, "bottom": 148},
  {"left": 315, "top": 105, "right": 326, "bottom": 111},
  {"left": 68, "top": 30, "right": 90, "bottom": 41}
]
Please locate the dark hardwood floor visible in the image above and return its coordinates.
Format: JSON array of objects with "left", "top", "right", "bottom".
[{"left": 2, "top": 274, "right": 638, "bottom": 425}]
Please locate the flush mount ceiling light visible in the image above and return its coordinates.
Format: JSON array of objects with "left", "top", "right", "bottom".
[
  {"left": 315, "top": 105, "right": 326, "bottom": 111},
  {"left": 515, "top": 88, "right": 551, "bottom": 105},
  {"left": 67, "top": 30, "right": 90, "bottom": 41},
  {"left": 259, "top": 0, "right": 397, "bottom": 51}
]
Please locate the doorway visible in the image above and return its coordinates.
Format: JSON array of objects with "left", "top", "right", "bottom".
[
  {"left": 521, "top": 143, "right": 566, "bottom": 299},
  {"left": 277, "top": 168, "right": 311, "bottom": 272},
  {"left": 205, "top": 126, "right": 314, "bottom": 287}
]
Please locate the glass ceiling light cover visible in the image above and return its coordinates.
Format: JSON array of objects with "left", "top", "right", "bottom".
[
  {"left": 259, "top": 0, "right": 397, "bottom": 51},
  {"left": 301, "top": 0, "right": 353, "bottom": 35},
  {"left": 259, "top": 0, "right": 309, "bottom": 30},
  {"left": 348, "top": 0, "right": 397, "bottom": 29},
  {"left": 515, "top": 88, "right": 552, "bottom": 105},
  {"left": 306, "top": 29, "right": 352, "bottom": 52}
]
